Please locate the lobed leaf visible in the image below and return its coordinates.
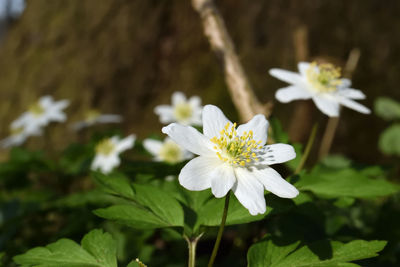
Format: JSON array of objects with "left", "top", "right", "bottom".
[
  {"left": 13, "top": 229, "right": 117, "bottom": 267},
  {"left": 247, "top": 238, "right": 386, "bottom": 267}
]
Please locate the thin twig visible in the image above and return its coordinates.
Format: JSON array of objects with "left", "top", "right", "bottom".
[
  {"left": 295, "top": 123, "right": 318, "bottom": 174},
  {"left": 191, "top": 0, "right": 272, "bottom": 122},
  {"left": 318, "top": 48, "right": 361, "bottom": 159}
]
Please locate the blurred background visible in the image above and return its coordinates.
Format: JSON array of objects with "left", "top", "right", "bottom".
[{"left": 0, "top": 0, "right": 399, "bottom": 163}]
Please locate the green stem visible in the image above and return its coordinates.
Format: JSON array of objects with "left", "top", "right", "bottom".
[
  {"left": 207, "top": 192, "right": 231, "bottom": 267},
  {"left": 184, "top": 233, "right": 203, "bottom": 267},
  {"left": 295, "top": 123, "right": 318, "bottom": 175}
]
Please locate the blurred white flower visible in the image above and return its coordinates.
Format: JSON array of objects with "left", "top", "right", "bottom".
[
  {"left": 143, "top": 137, "right": 193, "bottom": 164},
  {"left": 269, "top": 62, "right": 371, "bottom": 117},
  {"left": 91, "top": 135, "right": 135, "bottom": 174},
  {"left": 12, "top": 95, "right": 70, "bottom": 133},
  {"left": 71, "top": 109, "right": 122, "bottom": 131},
  {"left": 162, "top": 105, "right": 298, "bottom": 215},
  {"left": 154, "top": 91, "right": 202, "bottom": 126},
  {"left": 0, "top": 124, "right": 42, "bottom": 148}
]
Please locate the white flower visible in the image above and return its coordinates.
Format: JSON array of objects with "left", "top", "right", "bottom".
[
  {"left": 0, "top": 124, "right": 42, "bottom": 148},
  {"left": 162, "top": 105, "right": 299, "bottom": 215},
  {"left": 154, "top": 91, "right": 202, "bottom": 126},
  {"left": 143, "top": 137, "right": 193, "bottom": 164},
  {"left": 91, "top": 135, "right": 135, "bottom": 174},
  {"left": 12, "top": 95, "right": 70, "bottom": 133},
  {"left": 269, "top": 62, "right": 371, "bottom": 117},
  {"left": 71, "top": 109, "right": 122, "bottom": 131}
]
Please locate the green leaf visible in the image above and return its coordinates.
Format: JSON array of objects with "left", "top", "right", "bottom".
[
  {"left": 133, "top": 184, "right": 184, "bottom": 227},
  {"left": 321, "top": 155, "right": 351, "bottom": 169},
  {"left": 378, "top": 124, "right": 400, "bottom": 156},
  {"left": 13, "top": 229, "right": 117, "bottom": 267},
  {"left": 92, "top": 172, "right": 135, "bottom": 200},
  {"left": 94, "top": 184, "right": 184, "bottom": 229},
  {"left": 374, "top": 97, "right": 400, "bottom": 121},
  {"left": 247, "top": 238, "right": 386, "bottom": 267},
  {"left": 196, "top": 195, "right": 266, "bottom": 227},
  {"left": 196, "top": 194, "right": 294, "bottom": 228},
  {"left": 94, "top": 204, "right": 171, "bottom": 229},
  {"left": 296, "top": 165, "right": 399, "bottom": 198}
]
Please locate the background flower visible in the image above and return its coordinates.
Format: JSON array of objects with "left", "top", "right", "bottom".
[
  {"left": 143, "top": 137, "right": 193, "bottom": 164},
  {"left": 154, "top": 91, "right": 202, "bottom": 126},
  {"left": 91, "top": 134, "right": 135, "bottom": 173},
  {"left": 12, "top": 95, "right": 70, "bottom": 133},
  {"left": 71, "top": 109, "right": 122, "bottom": 131},
  {"left": 269, "top": 62, "right": 371, "bottom": 117}
]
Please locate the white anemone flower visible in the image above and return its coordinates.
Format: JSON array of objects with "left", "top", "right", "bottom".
[
  {"left": 162, "top": 105, "right": 299, "bottom": 215},
  {"left": 91, "top": 135, "right": 135, "bottom": 174},
  {"left": 154, "top": 91, "right": 202, "bottom": 126},
  {"left": 0, "top": 124, "right": 42, "bottom": 148},
  {"left": 269, "top": 62, "right": 371, "bottom": 117},
  {"left": 71, "top": 109, "right": 122, "bottom": 131},
  {"left": 143, "top": 137, "right": 193, "bottom": 164},
  {"left": 12, "top": 95, "right": 70, "bottom": 133}
]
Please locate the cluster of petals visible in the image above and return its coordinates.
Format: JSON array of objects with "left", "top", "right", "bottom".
[
  {"left": 91, "top": 135, "right": 135, "bottom": 174},
  {"left": 71, "top": 109, "right": 122, "bottom": 131},
  {"left": 143, "top": 137, "right": 193, "bottom": 164},
  {"left": 269, "top": 62, "right": 371, "bottom": 117},
  {"left": 1, "top": 95, "right": 69, "bottom": 148},
  {"left": 162, "top": 105, "right": 299, "bottom": 215},
  {"left": 154, "top": 91, "right": 202, "bottom": 126}
]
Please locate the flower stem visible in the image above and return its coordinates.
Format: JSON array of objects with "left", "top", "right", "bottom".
[
  {"left": 318, "top": 116, "right": 339, "bottom": 160},
  {"left": 184, "top": 233, "right": 203, "bottom": 267},
  {"left": 207, "top": 191, "right": 231, "bottom": 267},
  {"left": 295, "top": 123, "right": 318, "bottom": 175}
]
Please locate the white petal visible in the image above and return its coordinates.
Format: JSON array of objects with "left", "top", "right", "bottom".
[
  {"left": 162, "top": 123, "right": 214, "bottom": 156},
  {"left": 269, "top": 68, "right": 303, "bottom": 85},
  {"left": 39, "top": 95, "right": 53, "bottom": 107},
  {"left": 182, "top": 150, "right": 194, "bottom": 160},
  {"left": 210, "top": 165, "right": 236, "bottom": 198},
  {"left": 237, "top": 114, "right": 269, "bottom": 146},
  {"left": 338, "top": 97, "right": 371, "bottom": 114},
  {"left": 71, "top": 121, "right": 88, "bottom": 131},
  {"left": 11, "top": 113, "right": 30, "bottom": 128},
  {"left": 179, "top": 156, "right": 219, "bottom": 191},
  {"left": 340, "top": 78, "right": 352, "bottom": 88},
  {"left": 298, "top": 62, "right": 311, "bottom": 76},
  {"left": 154, "top": 105, "right": 174, "bottom": 123},
  {"left": 54, "top": 99, "right": 70, "bottom": 110},
  {"left": 263, "top": 144, "right": 296, "bottom": 165},
  {"left": 189, "top": 96, "right": 201, "bottom": 108},
  {"left": 338, "top": 88, "right": 366, "bottom": 100},
  {"left": 172, "top": 91, "right": 186, "bottom": 106},
  {"left": 115, "top": 135, "right": 135, "bottom": 154},
  {"left": 312, "top": 96, "right": 340, "bottom": 117},
  {"left": 233, "top": 167, "right": 266, "bottom": 215},
  {"left": 91, "top": 154, "right": 120, "bottom": 174},
  {"left": 252, "top": 166, "right": 299, "bottom": 198},
  {"left": 202, "top": 105, "right": 232, "bottom": 139},
  {"left": 143, "top": 139, "right": 163, "bottom": 156},
  {"left": 275, "top": 86, "right": 312, "bottom": 103},
  {"left": 96, "top": 115, "right": 123, "bottom": 123}
]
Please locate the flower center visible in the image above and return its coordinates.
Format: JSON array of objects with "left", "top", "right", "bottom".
[
  {"left": 174, "top": 102, "right": 193, "bottom": 122},
  {"left": 210, "top": 122, "right": 262, "bottom": 166},
  {"left": 28, "top": 102, "right": 45, "bottom": 117},
  {"left": 159, "top": 141, "right": 183, "bottom": 164},
  {"left": 10, "top": 126, "right": 24, "bottom": 136},
  {"left": 306, "top": 62, "right": 342, "bottom": 93},
  {"left": 85, "top": 109, "right": 101, "bottom": 122},
  {"left": 95, "top": 139, "right": 115, "bottom": 156}
]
